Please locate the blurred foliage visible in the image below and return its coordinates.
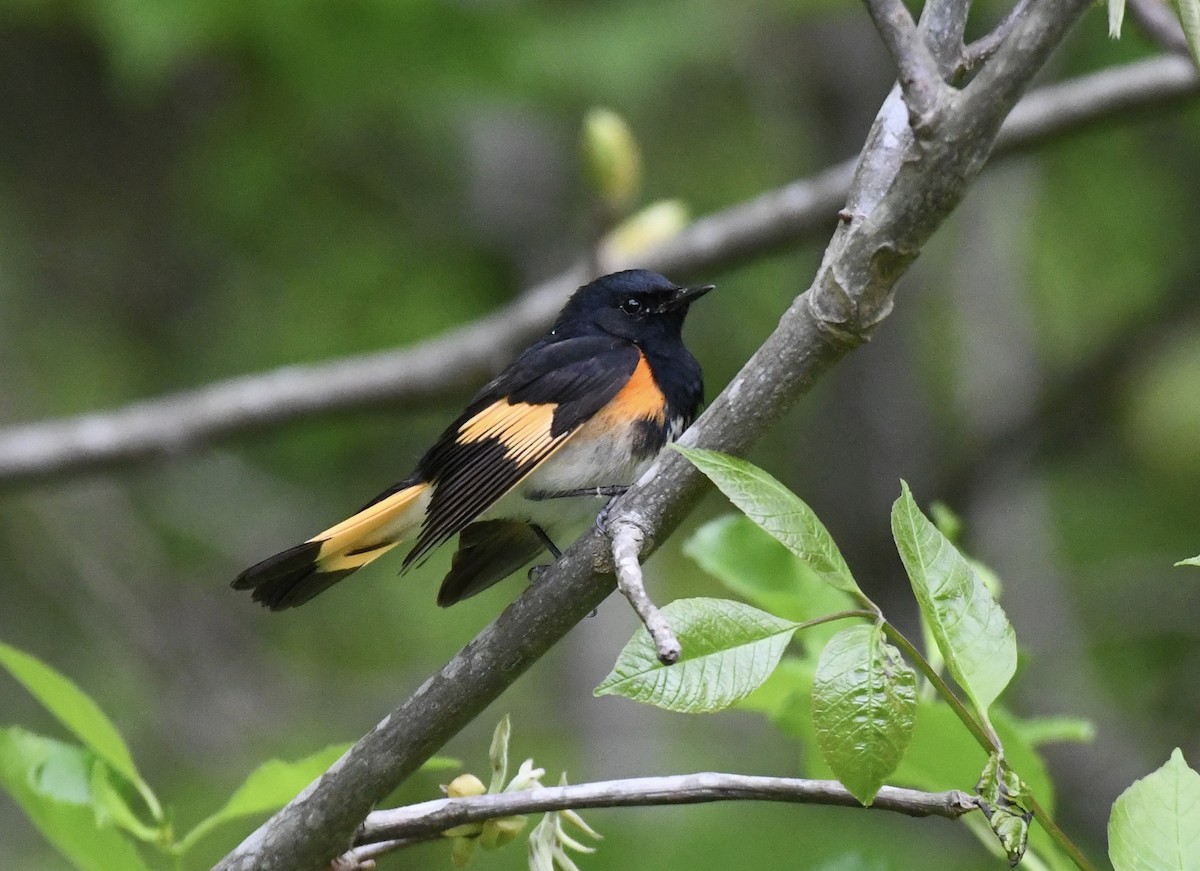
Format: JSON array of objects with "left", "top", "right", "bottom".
[{"left": 1, "top": 0, "right": 1199, "bottom": 868}]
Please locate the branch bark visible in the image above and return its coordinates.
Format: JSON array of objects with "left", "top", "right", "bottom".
[
  {"left": 1, "top": 55, "right": 1197, "bottom": 490},
  {"left": 355, "top": 772, "right": 977, "bottom": 845},
  {"left": 212, "top": 2, "right": 1103, "bottom": 869},
  {"left": 609, "top": 517, "right": 680, "bottom": 663}
]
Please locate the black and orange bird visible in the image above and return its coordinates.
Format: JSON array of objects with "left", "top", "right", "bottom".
[{"left": 233, "top": 269, "right": 712, "bottom": 611}]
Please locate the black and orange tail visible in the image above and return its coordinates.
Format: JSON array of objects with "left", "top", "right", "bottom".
[{"left": 233, "top": 481, "right": 431, "bottom": 610}]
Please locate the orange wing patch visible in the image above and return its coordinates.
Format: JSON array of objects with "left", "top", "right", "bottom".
[{"left": 456, "top": 400, "right": 564, "bottom": 462}]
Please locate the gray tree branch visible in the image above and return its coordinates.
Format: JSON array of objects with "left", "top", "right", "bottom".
[
  {"left": 1127, "top": 0, "right": 1191, "bottom": 55},
  {"left": 354, "top": 772, "right": 977, "bottom": 845},
  {"left": 213, "top": 1, "right": 1101, "bottom": 869},
  {"left": 1, "top": 54, "right": 1197, "bottom": 489},
  {"left": 609, "top": 517, "right": 679, "bottom": 663},
  {"left": 863, "top": 0, "right": 948, "bottom": 122}
]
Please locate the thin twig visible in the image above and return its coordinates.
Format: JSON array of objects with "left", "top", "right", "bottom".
[
  {"left": 331, "top": 835, "right": 435, "bottom": 870},
  {"left": 2, "top": 57, "right": 1197, "bottom": 489},
  {"left": 356, "top": 773, "right": 978, "bottom": 844},
  {"left": 609, "top": 517, "right": 680, "bottom": 663}
]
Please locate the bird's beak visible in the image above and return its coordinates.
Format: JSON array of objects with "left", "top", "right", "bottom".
[{"left": 664, "top": 283, "right": 715, "bottom": 311}]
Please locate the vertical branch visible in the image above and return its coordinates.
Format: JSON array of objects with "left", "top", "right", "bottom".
[{"left": 862, "top": 0, "right": 948, "bottom": 125}]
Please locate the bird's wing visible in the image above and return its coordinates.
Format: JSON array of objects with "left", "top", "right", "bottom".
[
  {"left": 402, "top": 336, "right": 642, "bottom": 567},
  {"left": 232, "top": 336, "right": 642, "bottom": 610}
]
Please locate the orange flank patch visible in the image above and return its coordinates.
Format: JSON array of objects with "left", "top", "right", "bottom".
[
  {"left": 456, "top": 400, "right": 561, "bottom": 462},
  {"left": 586, "top": 354, "right": 665, "bottom": 433},
  {"left": 310, "top": 482, "right": 431, "bottom": 572}
]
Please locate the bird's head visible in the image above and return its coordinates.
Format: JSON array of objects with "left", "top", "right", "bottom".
[{"left": 556, "top": 270, "right": 714, "bottom": 343}]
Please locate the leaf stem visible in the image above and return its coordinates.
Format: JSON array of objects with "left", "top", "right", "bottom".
[
  {"left": 1027, "top": 794, "right": 1099, "bottom": 871},
  {"left": 879, "top": 622, "right": 994, "bottom": 751},
  {"left": 880, "top": 622, "right": 1098, "bottom": 871},
  {"left": 793, "top": 609, "right": 878, "bottom": 633},
  {"left": 134, "top": 777, "right": 165, "bottom": 825}
]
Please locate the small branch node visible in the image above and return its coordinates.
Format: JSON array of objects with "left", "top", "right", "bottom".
[
  {"left": 608, "top": 516, "right": 681, "bottom": 664},
  {"left": 805, "top": 276, "right": 870, "bottom": 348}
]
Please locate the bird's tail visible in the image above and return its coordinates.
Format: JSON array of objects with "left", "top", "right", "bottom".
[{"left": 232, "top": 481, "right": 431, "bottom": 610}]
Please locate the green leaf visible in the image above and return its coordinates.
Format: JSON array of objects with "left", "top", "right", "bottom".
[
  {"left": 930, "top": 501, "right": 964, "bottom": 543},
  {"left": 976, "top": 753, "right": 1033, "bottom": 865},
  {"left": 811, "top": 625, "right": 917, "bottom": 805},
  {"left": 595, "top": 598, "right": 798, "bottom": 713},
  {"left": 0, "top": 640, "right": 155, "bottom": 817},
  {"left": 735, "top": 656, "right": 820, "bottom": 745},
  {"left": 891, "top": 482, "right": 1017, "bottom": 717},
  {"left": 1108, "top": 748, "right": 1200, "bottom": 871},
  {"left": 1176, "top": 555, "right": 1200, "bottom": 568},
  {"left": 177, "top": 742, "right": 350, "bottom": 853},
  {"left": 1007, "top": 715, "right": 1095, "bottom": 748},
  {"left": 90, "top": 764, "right": 161, "bottom": 843},
  {"left": 674, "top": 447, "right": 863, "bottom": 597},
  {"left": 685, "top": 515, "right": 857, "bottom": 641},
  {"left": 0, "top": 727, "right": 150, "bottom": 871},
  {"left": 1174, "top": 0, "right": 1200, "bottom": 69}
]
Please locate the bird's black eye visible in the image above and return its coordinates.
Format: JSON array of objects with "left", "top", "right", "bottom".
[{"left": 619, "top": 297, "right": 645, "bottom": 315}]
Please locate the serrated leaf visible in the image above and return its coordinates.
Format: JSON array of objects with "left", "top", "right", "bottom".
[
  {"left": 1175, "top": 0, "right": 1200, "bottom": 69},
  {"left": 675, "top": 446, "right": 862, "bottom": 597},
  {"left": 0, "top": 728, "right": 149, "bottom": 871},
  {"left": 595, "top": 598, "right": 798, "bottom": 713},
  {"left": 0, "top": 641, "right": 152, "bottom": 809},
  {"left": 891, "top": 482, "right": 1017, "bottom": 717},
  {"left": 177, "top": 742, "right": 350, "bottom": 853},
  {"left": 1176, "top": 555, "right": 1200, "bottom": 568},
  {"left": 685, "top": 515, "right": 857, "bottom": 643},
  {"left": 1108, "top": 748, "right": 1200, "bottom": 871},
  {"left": 811, "top": 625, "right": 917, "bottom": 805}
]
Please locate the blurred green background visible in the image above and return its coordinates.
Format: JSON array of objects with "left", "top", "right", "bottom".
[{"left": 1, "top": 0, "right": 1198, "bottom": 868}]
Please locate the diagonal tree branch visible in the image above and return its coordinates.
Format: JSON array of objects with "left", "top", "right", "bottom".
[
  {"left": 1, "top": 55, "right": 1197, "bottom": 490},
  {"left": 213, "top": 1, "right": 1100, "bottom": 869}
]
